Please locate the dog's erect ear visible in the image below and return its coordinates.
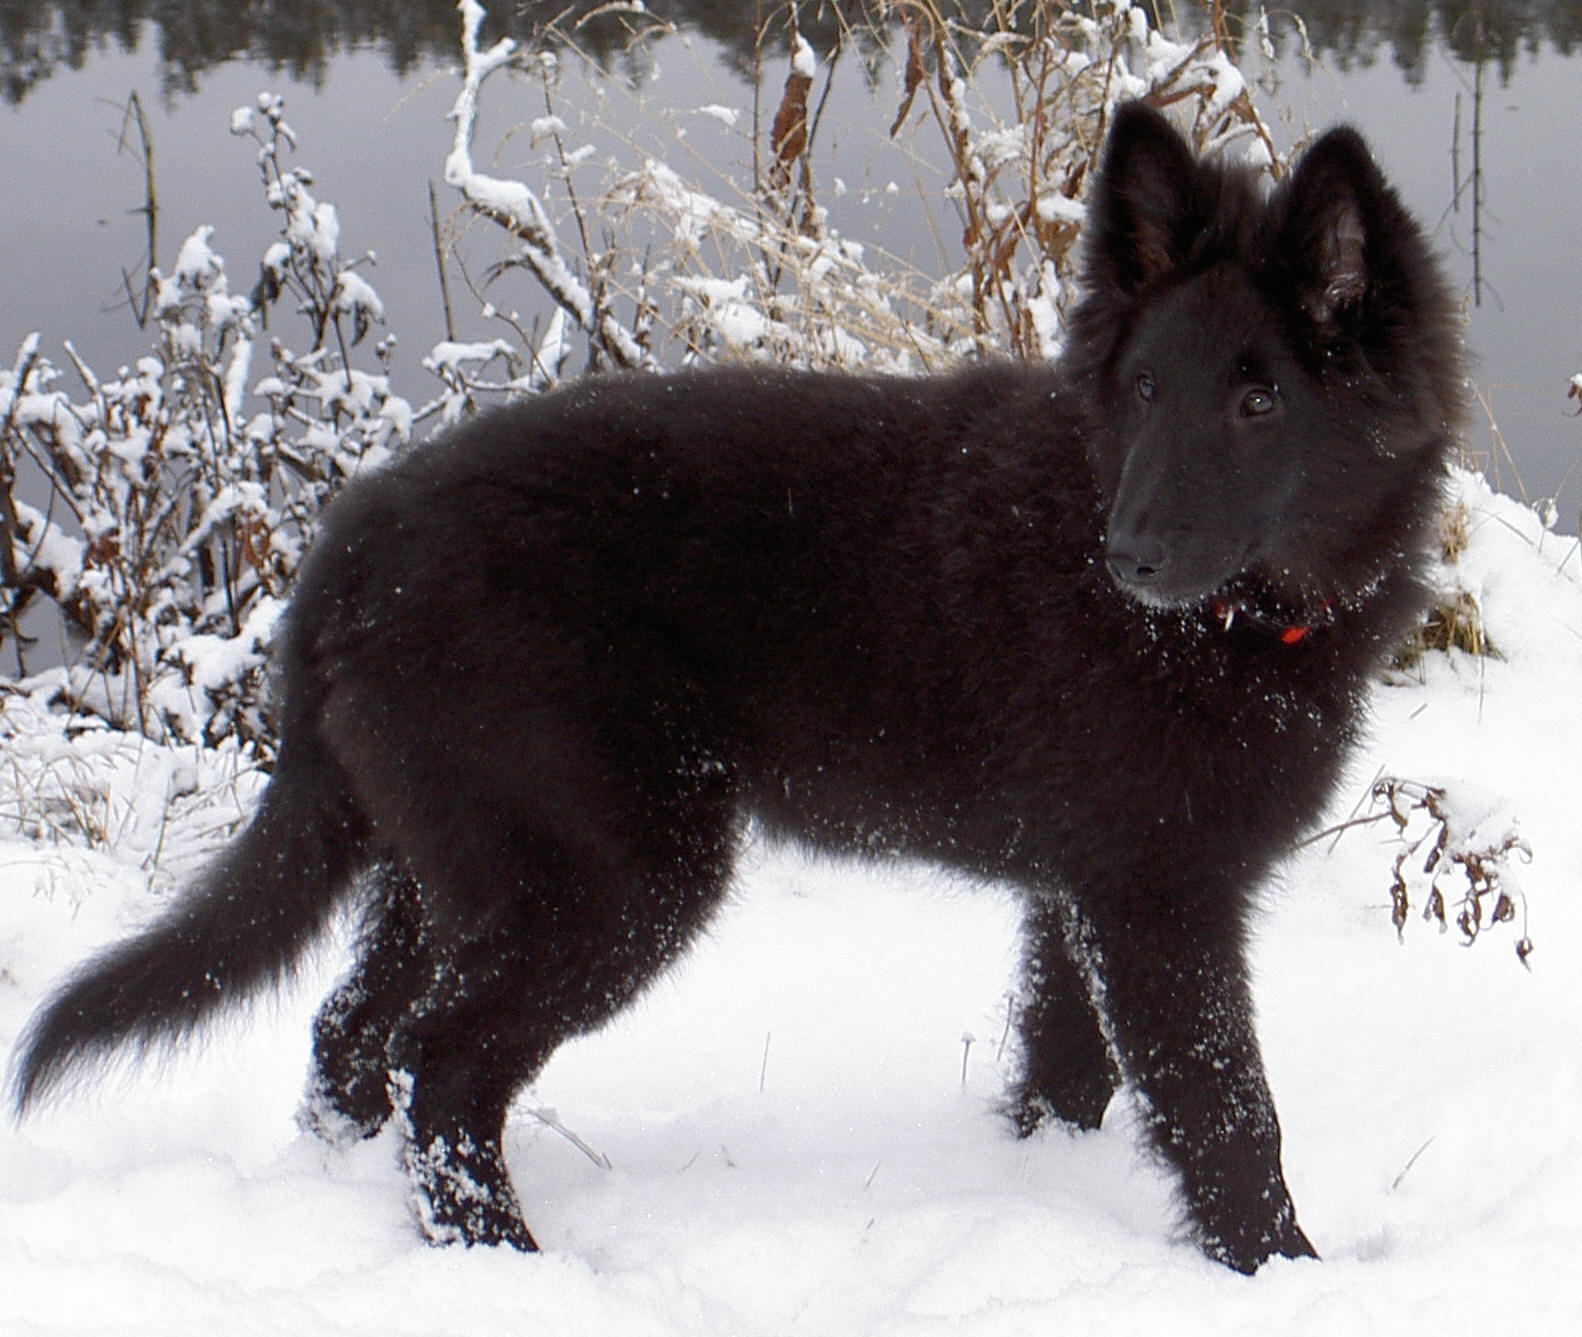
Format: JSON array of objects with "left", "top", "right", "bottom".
[
  {"left": 1084, "top": 102, "right": 1202, "bottom": 296},
  {"left": 1280, "top": 127, "right": 1387, "bottom": 332}
]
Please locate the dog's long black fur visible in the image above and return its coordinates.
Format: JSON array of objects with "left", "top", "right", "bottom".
[{"left": 10, "top": 104, "right": 1462, "bottom": 1272}]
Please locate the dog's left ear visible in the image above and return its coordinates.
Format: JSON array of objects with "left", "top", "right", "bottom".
[
  {"left": 1083, "top": 102, "right": 1204, "bottom": 297},
  {"left": 1279, "top": 127, "right": 1389, "bottom": 333}
]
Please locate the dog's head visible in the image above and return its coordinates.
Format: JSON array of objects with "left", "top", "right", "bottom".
[{"left": 1069, "top": 103, "right": 1461, "bottom": 612}]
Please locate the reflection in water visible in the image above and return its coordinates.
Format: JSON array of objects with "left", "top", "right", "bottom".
[
  {"left": 4, "top": 1, "right": 1581, "bottom": 103},
  {"left": 3, "top": 1, "right": 841, "bottom": 101}
]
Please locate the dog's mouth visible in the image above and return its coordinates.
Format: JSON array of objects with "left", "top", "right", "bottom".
[
  {"left": 1110, "top": 577, "right": 1202, "bottom": 612},
  {"left": 1102, "top": 536, "right": 1324, "bottom": 640}
]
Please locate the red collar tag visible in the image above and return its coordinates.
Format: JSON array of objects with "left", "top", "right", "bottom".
[{"left": 1211, "top": 597, "right": 1329, "bottom": 646}]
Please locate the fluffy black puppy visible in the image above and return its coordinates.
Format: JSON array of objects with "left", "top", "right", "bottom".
[{"left": 12, "top": 103, "right": 1461, "bottom": 1273}]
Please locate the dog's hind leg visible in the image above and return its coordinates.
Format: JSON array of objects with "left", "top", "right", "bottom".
[
  {"left": 1008, "top": 896, "right": 1119, "bottom": 1135},
  {"left": 300, "top": 865, "right": 434, "bottom": 1146},
  {"left": 385, "top": 778, "right": 739, "bottom": 1252}
]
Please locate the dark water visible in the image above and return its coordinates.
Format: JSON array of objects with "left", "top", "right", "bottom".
[{"left": 2, "top": 2, "right": 1578, "bottom": 509}]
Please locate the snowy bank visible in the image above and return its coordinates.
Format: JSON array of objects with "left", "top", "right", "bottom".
[{"left": 2, "top": 468, "right": 1579, "bottom": 1335}]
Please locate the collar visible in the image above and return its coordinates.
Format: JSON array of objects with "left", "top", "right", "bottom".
[{"left": 1210, "top": 596, "right": 1334, "bottom": 645}]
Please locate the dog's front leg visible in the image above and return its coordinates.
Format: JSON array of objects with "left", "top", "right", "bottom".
[{"left": 1068, "top": 888, "right": 1316, "bottom": 1273}]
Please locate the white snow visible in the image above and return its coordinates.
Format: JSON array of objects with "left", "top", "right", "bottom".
[
  {"left": 791, "top": 35, "right": 817, "bottom": 81},
  {"left": 170, "top": 226, "right": 224, "bottom": 289},
  {"left": 333, "top": 271, "right": 385, "bottom": 324},
  {"left": 694, "top": 104, "right": 740, "bottom": 128},
  {"left": 1035, "top": 191, "right": 1086, "bottom": 226},
  {"left": 425, "top": 339, "right": 517, "bottom": 373},
  {"left": 2, "top": 468, "right": 1581, "bottom": 1334},
  {"left": 259, "top": 240, "right": 291, "bottom": 277}
]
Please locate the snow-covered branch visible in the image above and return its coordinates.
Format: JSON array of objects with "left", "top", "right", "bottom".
[
  {"left": 444, "top": 0, "right": 650, "bottom": 370},
  {"left": 1, "top": 95, "right": 415, "bottom": 750}
]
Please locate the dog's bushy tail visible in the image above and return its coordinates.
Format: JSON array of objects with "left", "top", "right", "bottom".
[{"left": 10, "top": 738, "right": 366, "bottom": 1116}]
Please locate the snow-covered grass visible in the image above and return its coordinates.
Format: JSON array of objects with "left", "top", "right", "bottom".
[{"left": 1, "top": 469, "right": 1578, "bottom": 1334}]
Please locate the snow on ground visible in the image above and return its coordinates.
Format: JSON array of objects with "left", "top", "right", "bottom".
[{"left": 2, "top": 470, "right": 1579, "bottom": 1336}]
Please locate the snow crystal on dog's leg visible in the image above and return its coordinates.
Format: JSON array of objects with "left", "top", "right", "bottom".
[{"left": 391, "top": 1069, "right": 538, "bottom": 1251}]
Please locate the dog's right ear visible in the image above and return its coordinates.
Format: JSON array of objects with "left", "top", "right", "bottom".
[
  {"left": 1083, "top": 102, "right": 1202, "bottom": 296},
  {"left": 1277, "top": 126, "right": 1389, "bottom": 336}
]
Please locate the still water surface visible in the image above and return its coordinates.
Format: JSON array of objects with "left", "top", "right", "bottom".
[{"left": 2, "top": 4, "right": 1578, "bottom": 507}]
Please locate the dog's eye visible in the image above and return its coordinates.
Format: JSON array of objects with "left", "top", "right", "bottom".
[
  {"left": 1239, "top": 386, "right": 1278, "bottom": 418},
  {"left": 1134, "top": 372, "right": 1155, "bottom": 404}
]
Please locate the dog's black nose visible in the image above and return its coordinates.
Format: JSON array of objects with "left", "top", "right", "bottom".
[{"left": 1105, "top": 532, "right": 1169, "bottom": 587}]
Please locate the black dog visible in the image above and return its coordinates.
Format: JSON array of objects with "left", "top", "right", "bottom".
[{"left": 11, "top": 103, "right": 1461, "bottom": 1273}]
